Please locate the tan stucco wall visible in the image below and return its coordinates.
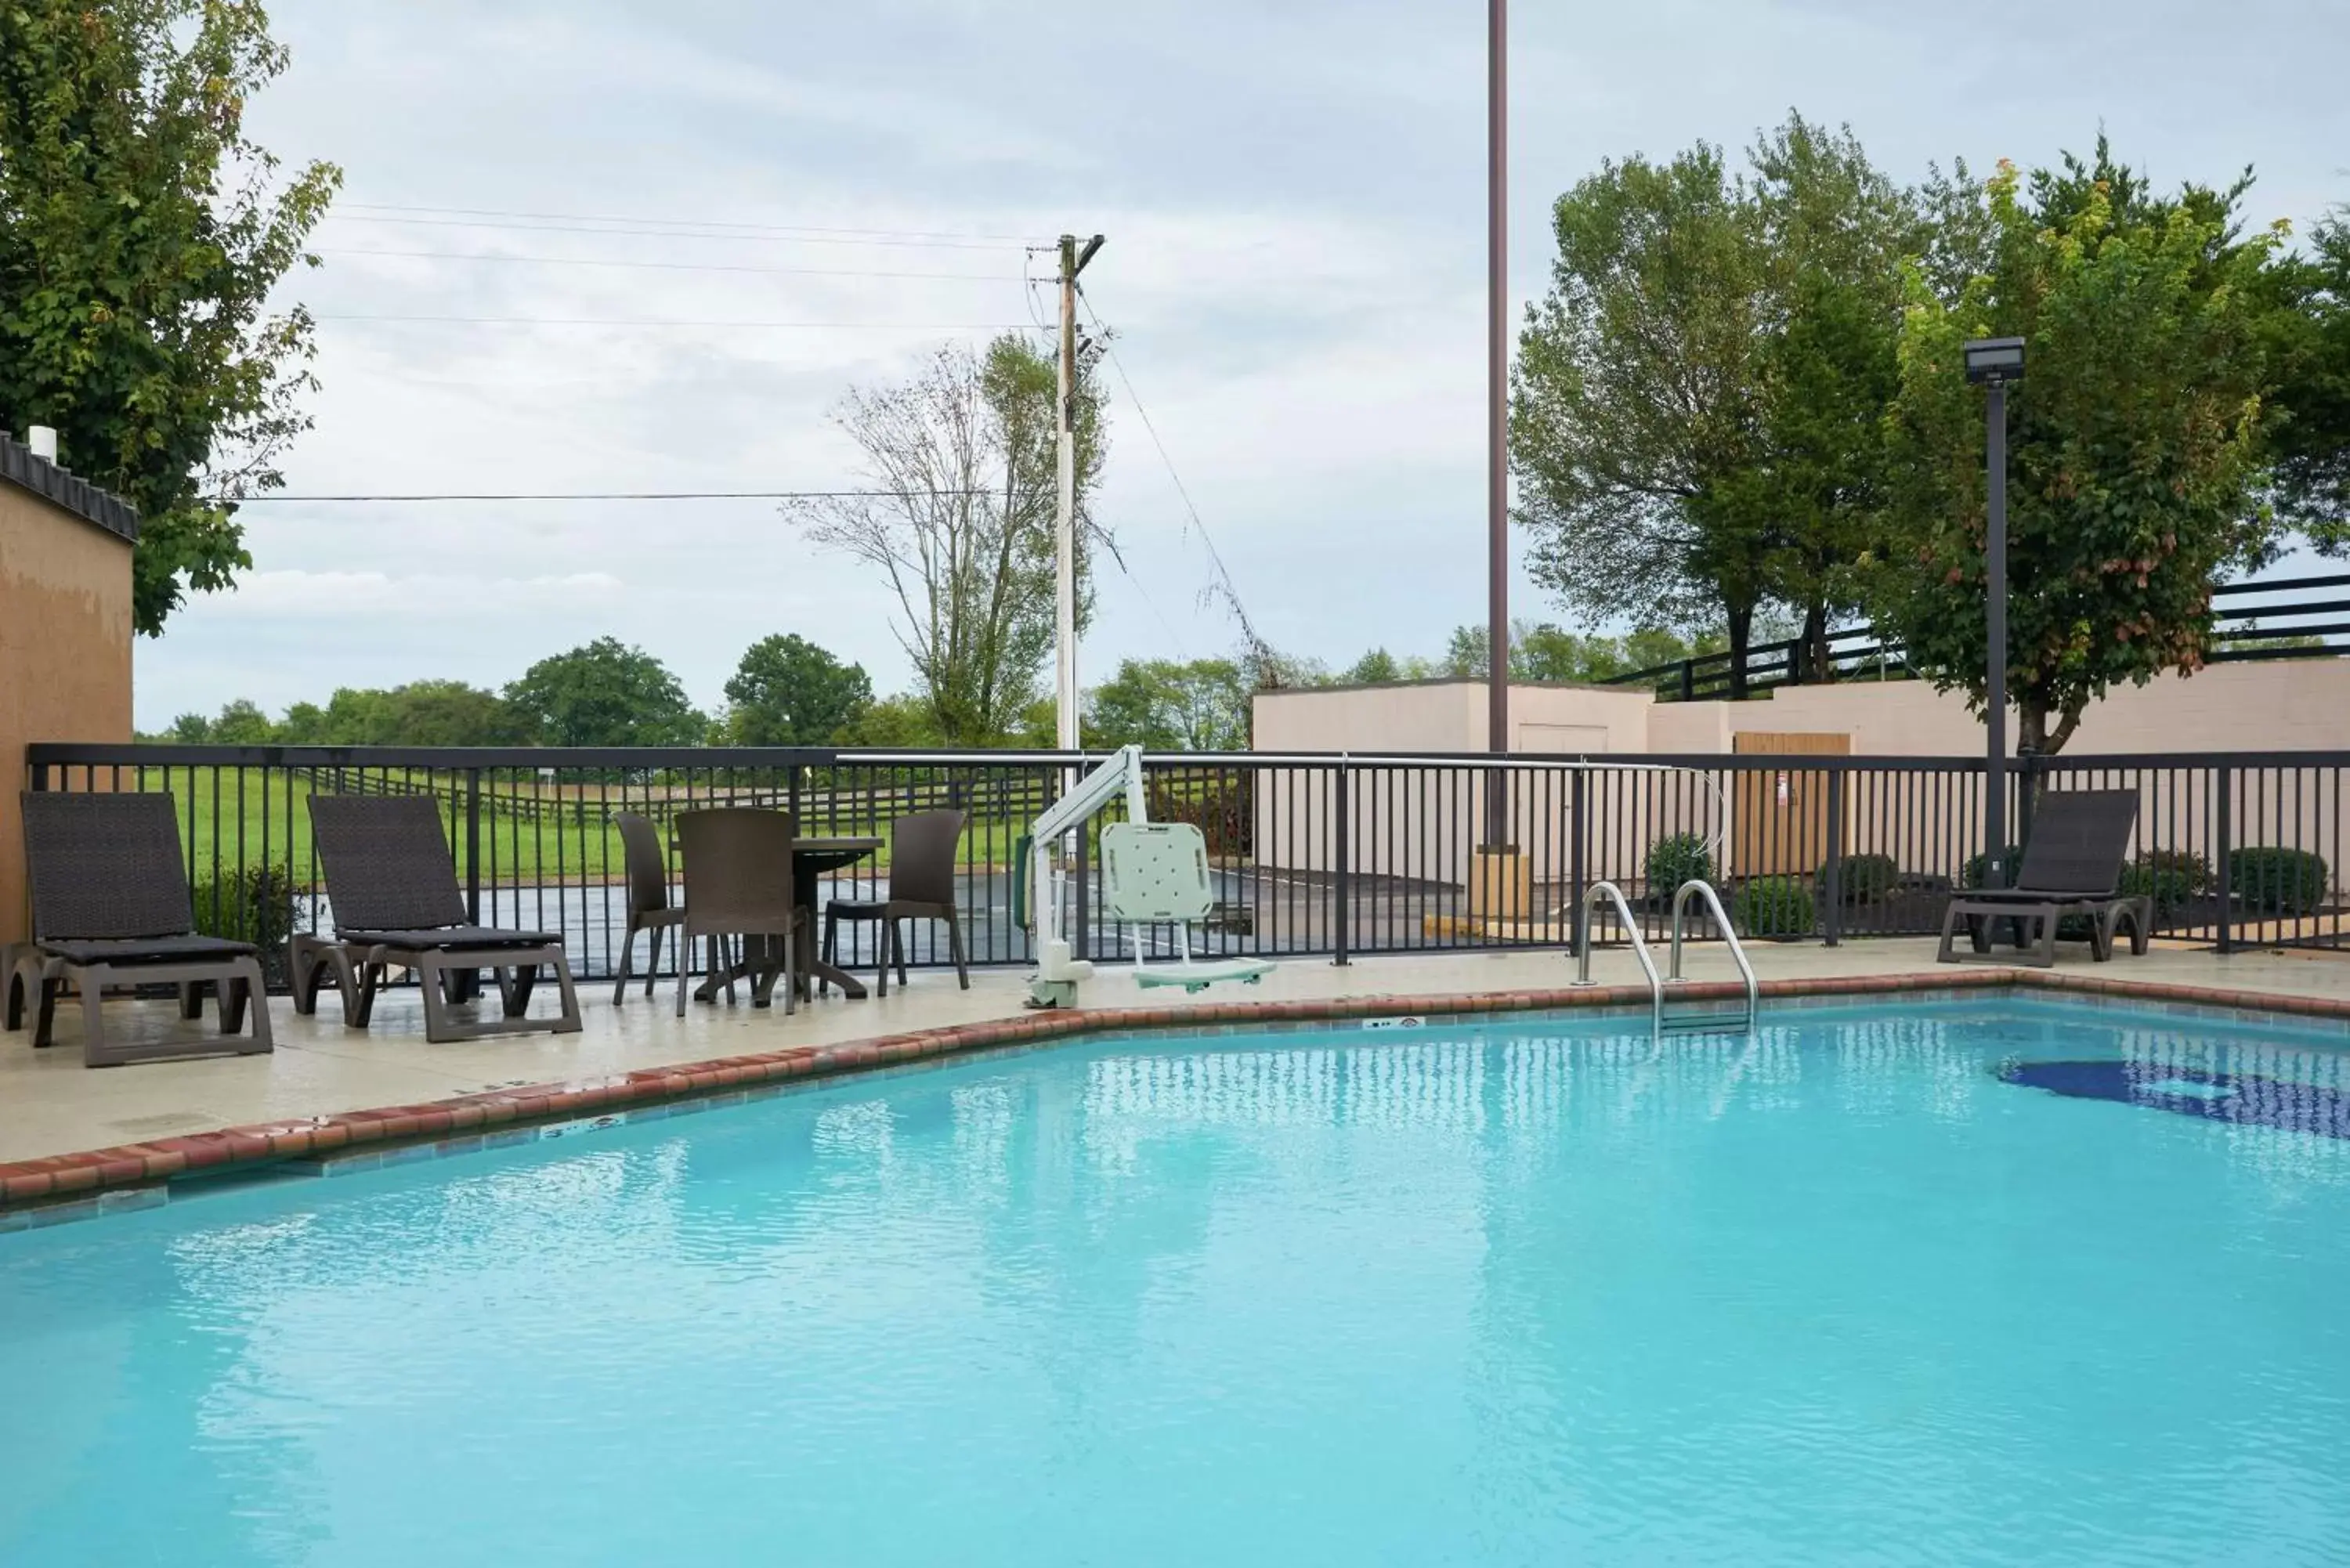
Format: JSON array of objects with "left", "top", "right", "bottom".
[
  {"left": 1249, "top": 681, "right": 1654, "bottom": 889},
  {"left": 1730, "top": 660, "right": 2350, "bottom": 757},
  {"left": 0, "top": 486, "right": 136, "bottom": 944},
  {"left": 1254, "top": 661, "right": 2350, "bottom": 763},
  {"left": 1249, "top": 664, "right": 2350, "bottom": 890}
]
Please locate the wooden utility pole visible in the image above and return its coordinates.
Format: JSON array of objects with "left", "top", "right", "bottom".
[
  {"left": 1470, "top": 0, "right": 1531, "bottom": 928},
  {"left": 1055, "top": 233, "right": 1104, "bottom": 752},
  {"left": 1483, "top": 0, "right": 1512, "bottom": 836}
]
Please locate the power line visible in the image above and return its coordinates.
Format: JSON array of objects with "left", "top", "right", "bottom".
[
  {"left": 315, "top": 313, "right": 1044, "bottom": 330},
  {"left": 317, "top": 247, "right": 1021, "bottom": 282},
  {"left": 230, "top": 489, "right": 993, "bottom": 503},
  {"left": 1078, "top": 291, "right": 1268, "bottom": 661},
  {"left": 334, "top": 201, "right": 1033, "bottom": 244},
  {"left": 324, "top": 212, "right": 1022, "bottom": 252}
]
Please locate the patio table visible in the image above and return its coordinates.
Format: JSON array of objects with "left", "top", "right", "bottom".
[{"left": 677, "top": 833, "right": 884, "bottom": 1004}]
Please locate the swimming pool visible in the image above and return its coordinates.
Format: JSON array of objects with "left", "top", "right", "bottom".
[{"left": 4, "top": 998, "right": 2347, "bottom": 1566}]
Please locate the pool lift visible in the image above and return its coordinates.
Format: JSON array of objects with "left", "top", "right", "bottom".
[
  {"left": 1019, "top": 745, "right": 1274, "bottom": 1010},
  {"left": 1575, "top": 878, "right": 1758, "bottom": 1036}
]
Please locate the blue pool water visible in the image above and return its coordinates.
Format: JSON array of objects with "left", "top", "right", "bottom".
[{"left": 5, "top": 999, "right": 2350, "bottom": 1566}]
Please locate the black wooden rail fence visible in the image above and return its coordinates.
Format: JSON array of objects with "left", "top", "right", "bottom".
[
  {"left": 24, "top": 743, "right": 2350, "bottom": 988},
  {"left": 1602, "top": 572, "right": 2350, "bottom": 703}
]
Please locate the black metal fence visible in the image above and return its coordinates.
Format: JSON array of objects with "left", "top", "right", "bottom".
[
  {"left": 22, "top": 742, "right": 2349, "bottom": 986},
  {"left": 1602, "top": 572, "right": 2350, "bottom": 702}
]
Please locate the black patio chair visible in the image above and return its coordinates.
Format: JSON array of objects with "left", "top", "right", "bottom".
[
  {"left": 1937, "top": 789, "right": 2153, "bottom": 966},
  {"left": 4, "top": 792, "right": 272, "bottom": 1066},
  {"left": 674, "top": 807, "right": 801, "bottom": 1017},
  {"left": 610, "top": 811, "right": 686, "bottom": 1005},
  {"left": 293, "top": 795, "right": 582, "bottom": 1042},
  {"left": 821, "top": 809, "right": 969, "bottom": 996}
]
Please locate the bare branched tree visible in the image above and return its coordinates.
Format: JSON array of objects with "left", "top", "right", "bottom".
[{"left": 788, "top": 334, "right": 1108, "bottom": 744}]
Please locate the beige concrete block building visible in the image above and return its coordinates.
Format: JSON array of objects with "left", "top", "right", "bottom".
[{"left": 0, "top": 432, "right": 139, "bottom": 945}]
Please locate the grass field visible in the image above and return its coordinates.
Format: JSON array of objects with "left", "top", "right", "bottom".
[{"left": 105, "top": 764, "right": 1137, "bottom": 888}]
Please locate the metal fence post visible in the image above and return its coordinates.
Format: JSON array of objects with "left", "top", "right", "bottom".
[
  {"left": 464, "top": 768, "right": 482, "bottom": 925},
  {"left": 1824, "top": 767, "right": 1844, "bottom": 947},
  {"left": 2214, "top": 764, "right": 2234, "bottom": 954},
  {"left": 1569, "top": 769, "right": 1589, "bottom": 958},
  {"left": 1332, "top": 757, "right": 1351, "bottom": 966},
  {"left": 1679, "top": 661, "right": 1694, "bottom": 703},
  {"left": 2015, "top": 747, "right": 2041, "bottom": 854},
  {"left": 1073, "top": 819, "right": 1091, "bottom": 962}
]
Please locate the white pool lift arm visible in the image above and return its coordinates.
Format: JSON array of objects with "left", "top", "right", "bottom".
[
  {"left": 1023, "top": 745, "right": 1273, "bottom": 1009},
  {"left": 1025, "top": 746, "right": 1148, "bottom": 1009}
]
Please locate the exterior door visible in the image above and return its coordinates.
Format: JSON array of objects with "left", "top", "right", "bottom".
[{"left": 1732, "top": 732, "right": 1850, "bottom": 878}]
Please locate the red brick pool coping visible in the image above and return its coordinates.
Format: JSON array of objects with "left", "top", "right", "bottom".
[{"left": 6, "top": 966, "right": 2349, "bottom": 1215}]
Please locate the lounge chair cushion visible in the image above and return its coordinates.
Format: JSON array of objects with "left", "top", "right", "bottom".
[
  {"left": 36, "top": 934, "right": 260, "bottom": 965},
  {"left": 1948, "top": 887, "right": 2118, "bottom": 905},
  {"left": 335, "top": 925, "right": 563, "bottom": 952}
]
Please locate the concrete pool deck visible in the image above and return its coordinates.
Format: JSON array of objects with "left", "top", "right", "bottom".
[{"left": 5, "top": 938, "right": 2350, "bottom": 1208}]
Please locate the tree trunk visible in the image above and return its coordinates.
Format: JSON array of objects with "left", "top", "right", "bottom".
[
  {"left": 2016, "top": 702, "right": 2045, "bottom": 756},
  {"left": 1726, "top": 602, "right": 1754, "bottom": 701},
  {"left": 1801, "top": 602, "right": 1835, "bottom": 685},
  {"left": 2015, "top": 699, "right": 2084, "bottom": 757}
]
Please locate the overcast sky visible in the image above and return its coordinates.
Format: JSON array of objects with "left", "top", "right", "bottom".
[{"left": 131, "top": 0, "right": 2350, "bottom": 728}]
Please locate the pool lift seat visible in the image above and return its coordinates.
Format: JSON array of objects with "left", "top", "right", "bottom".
[
  {"left": 1574, "top": 879, "right": 1757, "bottom": 1035},
  {"left": 1021, "top": 745, "right": 1273, "bottom": 1009}
]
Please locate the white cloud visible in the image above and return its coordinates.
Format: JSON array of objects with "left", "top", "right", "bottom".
[{"left": 135, "top": 0, "right": 2350, "bottom": 729}]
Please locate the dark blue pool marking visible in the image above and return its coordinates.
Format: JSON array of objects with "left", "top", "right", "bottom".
[{"left": 1997, "top": 1059, "right": 2350, "bottom": 1140}]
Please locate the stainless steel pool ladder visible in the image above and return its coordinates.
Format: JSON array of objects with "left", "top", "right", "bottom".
[{"left": 1574, "top": 880, "right": 1758, "bottom": 1035}]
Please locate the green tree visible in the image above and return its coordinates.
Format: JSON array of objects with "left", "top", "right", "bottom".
[
  {"left": 1086, "top": 658, "right": 1251, "bottom": 751},
  {"left": 504, "top": 638, "right": 704, "bottom": 748},
  {"left": 1740, "top": 117, "right": 1913, "bottom": 678},
  {"left": 365, "top": 681, "right": 521, "bottom": 746},
  {"left": 1345, "top": 648, "right": 1402, "bottom": 685},
  {"left": 2271, "top": 207, "right": 2350, "bottom": 549},
  {"left": 788, "top": 334, "right": 1108, "bottom": 745},
  {"left": 266, "top": 681, "right": 519, "bottom": 745},
  {"left": 1511, "top": 138, "right": 1773, "bottom": 690},
  {"left": 1514, "top": 116, "right": 1922, "bottom": 694},
  {"left": 723, "top": 634, "right": 873, "bottom": 746},
  {"left": 205, "top": 698, "right": 274, "bottom": 744},
  {"left": 1444, "top": 620, "right": 1719, "bottom": 684},
  {"left": 1879, "top": 148, "right": 2287, "bottom": 754},
  {"left": 0, "top": 0, "right": 340, "bottom": 633},
  {"left": 831, "top": 692, "right": 942, "bottom": 748}
]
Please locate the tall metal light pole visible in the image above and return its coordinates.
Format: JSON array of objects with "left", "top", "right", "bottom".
[
  {"left": 1484, "top": 0, "right": 1510, "bottom": 840},
  {"left": 1963, "top": 336, "right": 2026, "bottom": 884}
]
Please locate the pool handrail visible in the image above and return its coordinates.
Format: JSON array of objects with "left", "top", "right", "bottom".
[
  {"left": 1668, "top": 880, "right": 1758, "bottom": 1034},
  {"left": 1574, "top": 880, "right": 1662, "bottom": 1035}
]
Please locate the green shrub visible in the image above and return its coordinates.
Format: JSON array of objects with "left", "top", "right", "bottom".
[
  {"left": 190, "top": 866, "right": 301, "bottom": 985},
  {"left": 2116, "top": 850, "right": 2211, "bottom": 919},
  {"left": 1147, "top": 775, "right": 1253, "bottom": 858},
  {"left": 1962, "top": 845, "right": 2023, "bottom": 891},
  {"left": 2229, "top": 847, "right": 2330, "bottom": 916},
  {"left": 1736, "top": 876, "right": 1816, "bottom": 938},
  {"left": 1817, "top": 852, "right": 1900, "bottom": 904},
  {"left": 1644, "top": 833, "right": 1714, "bottom": 897}
]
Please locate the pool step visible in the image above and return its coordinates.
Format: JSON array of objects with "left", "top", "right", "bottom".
[{"left": 1574, "top": 880, "right": 1759, "bottom": 1037}]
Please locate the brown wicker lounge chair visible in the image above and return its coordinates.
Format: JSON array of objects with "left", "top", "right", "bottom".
[
  {"left": 4, "top": 792, "right": 272, "bottom": 1066},
  {"left": 1937, "top": 789, "right": 2153, "bottom": 966},
  {"left": 292, "top": 795, "right": 581, "bottom": 1042},
  {"left": 820, "top": 809, "right": 969, "bottom": 996}
]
